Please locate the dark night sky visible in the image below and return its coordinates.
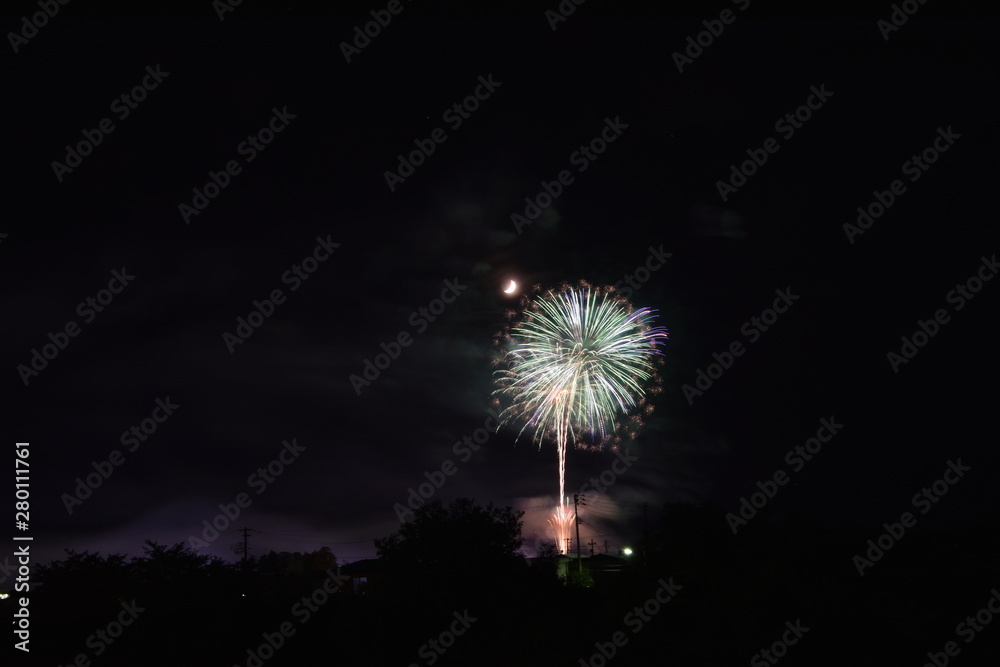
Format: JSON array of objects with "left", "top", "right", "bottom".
[{"left": 2, "top": 2, "right": 997, "bottom": 572}]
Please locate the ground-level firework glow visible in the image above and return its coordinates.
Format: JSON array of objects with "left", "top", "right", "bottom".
[
  {"left": 548, "top": 498, "right": 575, "bottom": 554},
  {"left": 493, "top": 283, "right": 668, "bottom": 554}
]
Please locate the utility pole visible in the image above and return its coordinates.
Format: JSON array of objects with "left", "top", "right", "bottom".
[
  {"left": 604, "top": 539, "right": 609, "bottom": 554},
  {"left": 588, "top": 539, "right": 597, "bottom": 555},
  {"left": 241, "top": 527, "right": 255, "bottom": 568},
  {"left": 564, "top": 537, "right": 571, "bottom": 554},
  {"left": 574, "top": 494, "right": 585, "bottom": 574}
]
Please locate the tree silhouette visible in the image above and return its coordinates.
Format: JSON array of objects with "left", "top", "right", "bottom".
[
  {"left": 375, "top": 497, "right": 525, "bottom": 601},
  {"left": 536, "top": 540, "right": 561, "bottom": 558},
  {"left": 34, "top": 549, "right": 135, "bottom": 603}
]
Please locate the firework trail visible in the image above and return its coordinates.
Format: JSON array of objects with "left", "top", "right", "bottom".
[{"left": 493, "top": 282, "right": 667, "bottom": 553}]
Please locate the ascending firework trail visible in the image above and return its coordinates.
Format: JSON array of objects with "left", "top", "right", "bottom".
[{"left": 493, "top": 281, "right": 668, "bottom": 553}]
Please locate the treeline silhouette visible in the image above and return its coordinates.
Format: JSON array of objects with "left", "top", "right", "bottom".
[{"left": 9, "top": 498, "right": 999, "bottom": 666}]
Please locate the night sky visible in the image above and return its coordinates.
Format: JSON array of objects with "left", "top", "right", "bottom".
[{"left": 3, "top": 2, "right": 997, "bottom": 576}]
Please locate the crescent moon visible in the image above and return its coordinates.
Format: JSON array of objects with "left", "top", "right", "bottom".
[{"left": 503, "top": 280, "right": 517, "bottom": 294}]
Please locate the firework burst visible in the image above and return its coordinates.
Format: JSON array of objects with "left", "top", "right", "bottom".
[{"left": 493, "top": 281, "right": 668, "bottom": 553}]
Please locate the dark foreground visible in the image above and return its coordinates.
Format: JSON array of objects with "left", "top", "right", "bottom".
[{"left": 11, "top": 504, "right": 1000, "bottom": 667}]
